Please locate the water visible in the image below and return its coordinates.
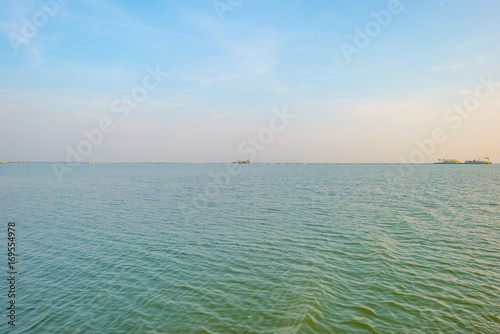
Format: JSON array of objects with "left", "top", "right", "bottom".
[{"left": 1, "top": 163, "right": 499, "bottom": 333}]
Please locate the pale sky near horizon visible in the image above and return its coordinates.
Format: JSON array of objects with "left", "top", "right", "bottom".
[{"left": 1, "top": 0, "right": 499, "bottom": 163}]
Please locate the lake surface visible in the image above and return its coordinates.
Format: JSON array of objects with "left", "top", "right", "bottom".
[{"left": 1, "top": 163, "right": 499, "bottom": 333}]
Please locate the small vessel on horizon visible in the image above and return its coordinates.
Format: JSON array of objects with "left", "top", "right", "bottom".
[
  {"left": 464, "top": 157, "right": 491, "bottom": 164},
  {"left": 434, "top": 155, "right": 491, "bottom": 164},
  {"left": 434, "top": 155, "right": 461, "bottom": 164},
  {"left": 231, "top": 158, "right": 250, "bottom": 164}
]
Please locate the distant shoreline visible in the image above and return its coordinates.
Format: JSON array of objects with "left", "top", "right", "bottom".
[{"left": 0, "top": 162, "right": 494, "bottom": 165}]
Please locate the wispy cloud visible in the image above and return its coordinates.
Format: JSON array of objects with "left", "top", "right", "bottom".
[
  {"left": 430, "top": 61, "right": 464, "bottom": 72},
  {"left": 347, "top": 97, "right": 439, "bottom": 125},
  {"left": 430, "top": 53, "right": 492, "bottom": 72},
  {"left": 69, "top": 25, "right": 122, "bottom": 50},
  {"left": 1, "top": 1, "right": 500, "bottom": 162}
]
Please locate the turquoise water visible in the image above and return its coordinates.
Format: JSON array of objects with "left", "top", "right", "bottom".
[{"left": 1, "top": 164, "right": 499, "bottom": 333}]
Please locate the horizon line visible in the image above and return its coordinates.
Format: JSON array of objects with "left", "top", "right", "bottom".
[{"left": 0, "top": 161, "right": 495, "bottom": 165}]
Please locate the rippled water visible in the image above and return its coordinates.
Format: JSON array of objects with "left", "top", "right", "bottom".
[{"left": 1, "top": 163, "right": 499, "bottom": 333}]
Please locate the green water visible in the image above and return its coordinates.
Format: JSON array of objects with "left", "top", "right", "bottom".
[{"left": 1, "top": 164, "right": 499, "bottom": 333}]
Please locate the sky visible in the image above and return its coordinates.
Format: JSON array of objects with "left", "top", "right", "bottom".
[{"left": 0, "top": 0, "right": 499, "bottom": 163}]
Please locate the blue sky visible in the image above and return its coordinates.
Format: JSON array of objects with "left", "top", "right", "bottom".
[{"left": 1, "top": 0, "right": 499, "bottom": 162}]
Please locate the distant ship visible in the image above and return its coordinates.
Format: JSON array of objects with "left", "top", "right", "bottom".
[
  {"left": 464, "top": 157, "right": 491, "bottom": 164},
  {"left": 231, "top": 158, "right": 250, "bottom": 164},
  {"left": 434, "top": 156, "right": 461, "bottom": 164},
  {"left": 434, "top": 156, "right": 491, "bottom": 164}
]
